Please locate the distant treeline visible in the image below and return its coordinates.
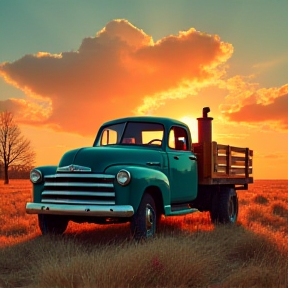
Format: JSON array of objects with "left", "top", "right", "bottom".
[{"left": 0, "top": 164, "right": 33, "bottom": 180}]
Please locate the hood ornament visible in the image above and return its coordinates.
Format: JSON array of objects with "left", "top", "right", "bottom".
[
  {"left": 57, "top": 165, "right": 92, "bottom": 172},
  {"left": 69, "top": 165, "right": 76, "bottom": 171}
]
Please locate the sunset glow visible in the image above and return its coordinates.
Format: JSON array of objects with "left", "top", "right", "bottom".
[
  {"left": 0, "top": 1, "right": 287, "bottom": 179},
  {"left": 180, "top": 116, "right": 199, "bottom": 143}
]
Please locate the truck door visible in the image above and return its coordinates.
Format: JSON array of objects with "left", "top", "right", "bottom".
[{"left": 167, "top": 126, "right": 198, "bottom": 203}]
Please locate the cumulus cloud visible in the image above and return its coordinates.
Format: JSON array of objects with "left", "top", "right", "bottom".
[
  {"left": 220, "top": 76, "right": 288, "bottom": 130},
  {"left": 227, "top": 93, "right": 288, "bottom": 129},
  {"left": 0, "top": 19, "right": 233, "bottom": 135}
]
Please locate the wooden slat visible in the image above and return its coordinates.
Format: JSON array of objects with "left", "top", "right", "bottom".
[
  {"left": 213, "top": 167, "right": 253, "bottom": 175},
  {"left": 217, "top": 157, "right": 252, "bottom": 166},
  {"left": 231, "top": 167, "right": 252, "bottom": 175},
  {"left": 231, "top": 156, "right": 246, "bottom": 161},
  {"left": 245, "top": 148, "right": 249, "bottom": 178},
  {"left": 216, "top": 144, "right": 228, "bottom": 150},
  {"left": 231, "top": 160, "right": 246, "bottom": 167},
  {"left": 226, "top": 146, "right": 231, "bottom": 176},
  {"left": 230, "top": 146, "right": 247, "bottom": 153},
  {"left": 217, "top": 156, "right": 227, "bottom": 165},
  {"left": 217, "top": 146, "right": 252, "bottom": 155},
  {"left": 212, "top": 142, "right": 218, "bottom": 173},
  {"left": 232, "top": 159, "right": 253, "bottom": 167},
  {"left": 215, "top": 166, "right": 226, "bottom": 173}
]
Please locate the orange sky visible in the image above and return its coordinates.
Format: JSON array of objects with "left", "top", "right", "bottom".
[{"left": 0, "top": 19, "right": 287, "bottom": 179}]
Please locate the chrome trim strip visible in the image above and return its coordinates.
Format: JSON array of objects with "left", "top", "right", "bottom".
[
  {"left": 41, "top": 199, "right": 115, "bottom": 205},
  {"left": 44, "top": 182, "right": 114, "bottom": 188},
  {"left": 42, "top": 191, "right": 115, "bottom": 197},
  {"left": 26, "top": 203, "right": 134, "bottom": 217},
  {"left": 45, "top": 174, "right": 115, "bottom": 179}
]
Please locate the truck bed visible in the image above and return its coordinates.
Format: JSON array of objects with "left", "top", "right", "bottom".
[{"left": 192, "top": 141, "right": 253, "bottom": 188}]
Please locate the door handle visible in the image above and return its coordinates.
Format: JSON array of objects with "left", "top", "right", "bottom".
[
  {"left": 174, "top": 156, "right": 179, "bottom": 160},
  {"left": 146, "top": 162, "right": 161, "bottom": 166},
  {"left": 189, "top": 156, "right": 197, "bottom": 161}
]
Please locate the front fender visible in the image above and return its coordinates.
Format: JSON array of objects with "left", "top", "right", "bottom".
[
  {"left": 32, "top": 165, "right": 58, "bottom": 203},
  {"left": 105, "top": 165, "right": 170, "bottom": 213}
]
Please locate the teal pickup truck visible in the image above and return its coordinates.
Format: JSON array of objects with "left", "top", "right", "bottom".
[{"left": 26, "top": 107, "right": 253, "bottom": 239}]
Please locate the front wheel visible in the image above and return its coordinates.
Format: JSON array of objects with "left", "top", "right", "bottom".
[
  {"left": 130, "top": 193, "right": 157, "bottom": 240},
  {"left": 38, "top": 214, "right": 69, "bottom": 235},
  {"left": 210, "top": 187, "right": 238, "bottom": 224}
]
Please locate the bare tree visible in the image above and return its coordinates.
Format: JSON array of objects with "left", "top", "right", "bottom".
[{"left": 0, "top": 111, "right": 36, "bottom": 184}]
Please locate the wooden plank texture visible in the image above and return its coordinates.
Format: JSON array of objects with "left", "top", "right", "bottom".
[{"left": 194, "top": 141, "right": 253, "bottom": 185}]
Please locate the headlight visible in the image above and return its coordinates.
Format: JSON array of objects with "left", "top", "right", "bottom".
[
  {"left": 116, "top": 169, "right": 131, "bottom": 186},
  {"left": 30, "top": 169, "right": 42, "bottom": 184}
]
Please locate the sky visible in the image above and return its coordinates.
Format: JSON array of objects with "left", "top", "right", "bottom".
[{"left": 0, "top": 0, "right": 287, "bottom": 179}]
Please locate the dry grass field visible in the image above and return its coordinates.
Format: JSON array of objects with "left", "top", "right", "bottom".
[{"left": 0, "top": 179, "right": 288, "bottom": 288}]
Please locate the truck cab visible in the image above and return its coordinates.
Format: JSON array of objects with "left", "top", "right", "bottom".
[{"left": 26, "top": 108, "right": 253, "bottom": 239}]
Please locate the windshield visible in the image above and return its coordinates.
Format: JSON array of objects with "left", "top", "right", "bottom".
[{"left": 99, "top": 122, "right": 164, "bottom": 147}]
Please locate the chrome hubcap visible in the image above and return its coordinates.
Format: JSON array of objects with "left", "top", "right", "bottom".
[
  {"left": 145, "top": 204, "right": 155, "bottom": 236},
  {"left": 229, "top": 197, "right": 236, "bottom": 222}
]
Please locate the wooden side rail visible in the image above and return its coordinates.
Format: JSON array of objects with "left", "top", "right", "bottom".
[
  {"left": 213, "top": 142, "right": 253, "bottom": 178},
  {"left": 192, "top": 142, "right": 253, "bottom": 183}
]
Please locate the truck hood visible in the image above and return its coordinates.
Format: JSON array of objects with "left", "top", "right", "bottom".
[{"left": 58, "top": 146, "right": 163, "bottom": 173}]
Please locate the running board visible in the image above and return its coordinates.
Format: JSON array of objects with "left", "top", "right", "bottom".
[{"left": 164, "top": 205, "right": 199, "bottom": 216}]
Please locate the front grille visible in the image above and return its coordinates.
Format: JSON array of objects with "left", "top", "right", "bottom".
[{"left": 41, "top": 173, "right": 115, "bottom": 205}]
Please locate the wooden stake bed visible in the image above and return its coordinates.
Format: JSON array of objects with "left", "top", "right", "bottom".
[{"left": 193, "top": 141, "right": 253, "bottom": 188}]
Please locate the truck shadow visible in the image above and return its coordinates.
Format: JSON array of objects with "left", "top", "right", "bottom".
[{"left": 59, "top": 212, "right": 214, "bottom": 245}]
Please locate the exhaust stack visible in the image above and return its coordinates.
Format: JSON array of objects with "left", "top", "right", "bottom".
[
  {"left": 195, "top": 107, "right": 214, "bottom": 180},
  {"left": 197, "top": 107, "right": 213, "bottom": 143}
]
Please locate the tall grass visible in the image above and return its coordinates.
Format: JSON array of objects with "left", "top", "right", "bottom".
[{"left": 0, "top": 180, "right": 288, "bottom": 287}]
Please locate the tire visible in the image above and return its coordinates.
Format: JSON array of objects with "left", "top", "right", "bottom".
[
  {"left": 210, "top": 187, "right": 238, "bottom": 224},
  {"left": 130, "top": 193, "right": 157, "bottom": 240},
  {"left": 38, "top": 214, "right": 69, "bottom": 235}
]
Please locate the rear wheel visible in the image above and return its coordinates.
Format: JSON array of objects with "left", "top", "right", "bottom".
[
  {"left": 131, "top": 193, "right": 157, "bottom": 240},
  {"left": 38, "top": 214, "right": 69, "bottom": 235},
  {"left": 210, "top": 187, "right": 238, "bottom": 224}
]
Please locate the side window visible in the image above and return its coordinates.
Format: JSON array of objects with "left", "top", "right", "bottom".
[
  {"left": 168, "top": 126, "right": 188, "bottom": 151},
  {"left": 168, "top": 129, "right": 175, "bottom": 149},
  {"left": 101, "top": 129, "right": 118, "bottom": 145},
  {"left": 99, "top": 123, "right": 125, "bottom": 146}
]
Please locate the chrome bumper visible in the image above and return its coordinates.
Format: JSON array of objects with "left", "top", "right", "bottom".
[{"left": 26, "top": 203, "right": 134, "bottom": 217}]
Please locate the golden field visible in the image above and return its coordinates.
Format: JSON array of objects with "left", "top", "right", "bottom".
[{"left": 0, "top": 179, "right": 287, "bottom": 288}]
